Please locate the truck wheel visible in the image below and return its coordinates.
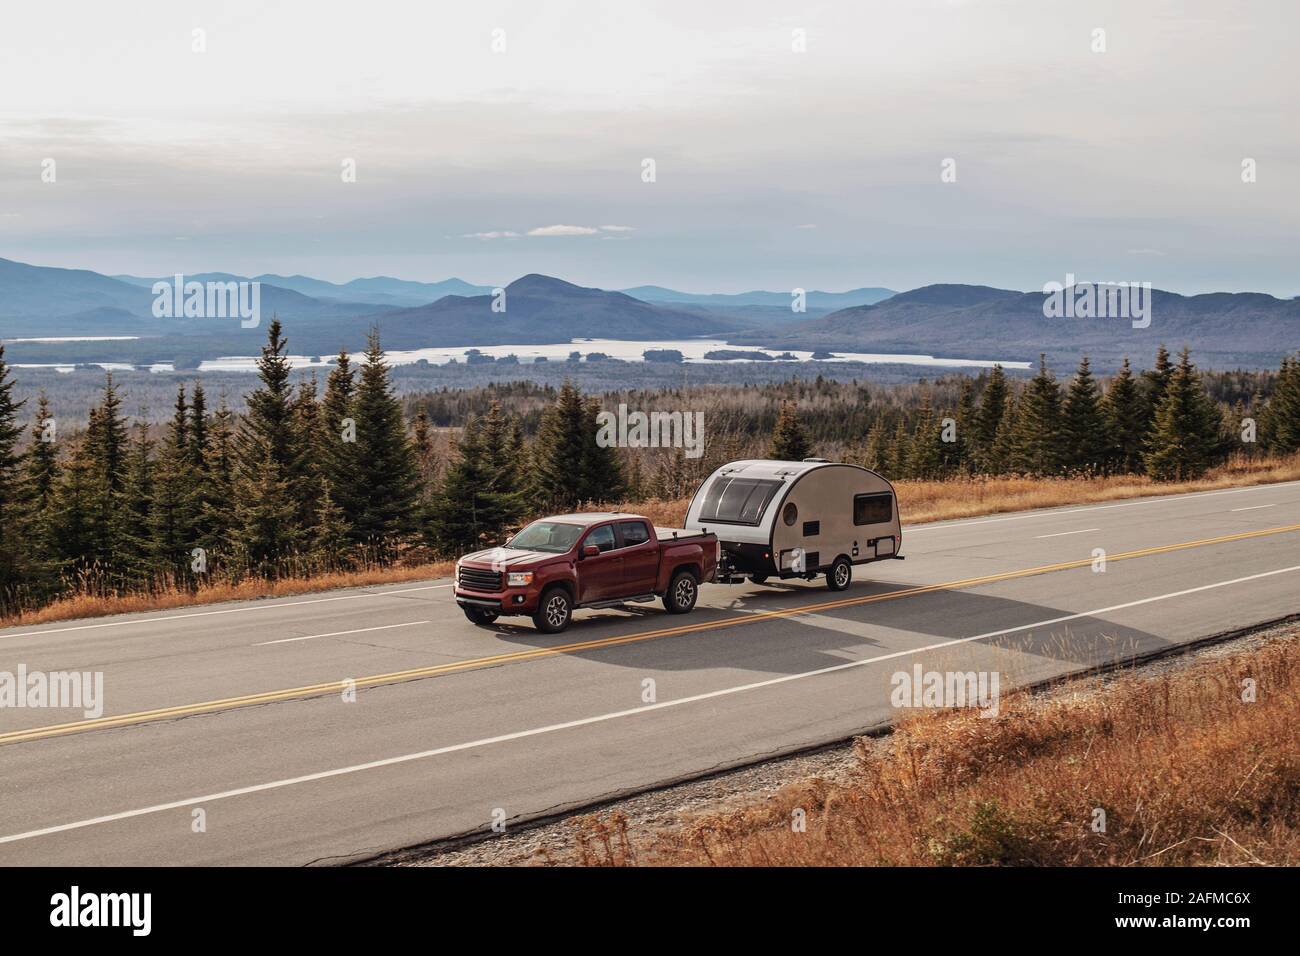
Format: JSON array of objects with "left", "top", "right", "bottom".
[
  {"left": 664, "top": 570, "right": 699, "bottom": 614},
  {"left": 533, "top": 587, "right": 572, "bottom": 633},
  {"left": 827, "top": 556, "right": 852, "bottom": 591},
  {"left": 462, "top": 606, "right": 499, "bottom": 626}
]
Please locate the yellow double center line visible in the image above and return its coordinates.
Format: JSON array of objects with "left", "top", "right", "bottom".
[{"left": 3, "top": 521, "right": 1298, "bottom": 748}]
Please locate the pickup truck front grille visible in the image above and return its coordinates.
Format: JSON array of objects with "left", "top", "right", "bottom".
[{"left": 458, "top": 566, "right": 503, "bottom": 592}]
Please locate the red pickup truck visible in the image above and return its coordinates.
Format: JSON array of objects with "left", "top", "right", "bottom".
[{"left": 455, "top": 512, "right": 719, "bottom": 633}]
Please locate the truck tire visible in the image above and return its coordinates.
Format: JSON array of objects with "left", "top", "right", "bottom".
[
  {"left": 462, "top": 606, "right": 499, "bottom": 626},
  {"left": 533, "top": 587, "right": 572, "bottom": 633},
  {"left": 826, "top": 556, "right": 852, "bottom": 591},
  {"left": 664, "top": 570, "right": 699, "bottom": 614}
]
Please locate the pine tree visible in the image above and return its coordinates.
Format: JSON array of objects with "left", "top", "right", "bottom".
[
  {"left": 861, "top": 419, "right": 888, "bottom": 472},
  {"left": 973, "top": 364, "right": 1008, "bottom": 462},
  {"left": 531, "top": 381, "right": 591, "bottom": 510},
  {"left": 310, "top": 480, "right": 354, "bottom": 571},
  {"left": 1010, "top": 355, "right": 1065, "bottom": 475},
  {"left": 906, "top": 399, "right": 943, "bottom": 479},
  {"left": 121, "top": 420, "right": 156, "bottom": 584},
  {"left": 430, "top": 414, "right": 517, "bottom": 553},
  {"left": 886, "top": 416, "right": 912, "bottom": 477},
  {"left": 479, "top": 401, "right": 525, "bottom": 524},
  {"left": 1062, "top": 357, "right": 1108, "bottom": 474},
  {"left": 1144, "top": 348, "right": 1226, "bottom": 481},
  {"left": 150, "top": 386, "right": 200, "bottom": 584},
  {"left": 233, "top": 319, "right": 309, "bottom": 573},
  {"left": 1101, "top": 358, "right": 1147, "bottom": 473},
  {"left": 769, "top": 401, "right": 812, "bottom": 460},
  {"left": 25, "top": 392, "right": 59, "bottom": 512},
  {"left": 318, "top": 351, "right": 360, "bottom": 520},
  {"left": 350, "top": 330, "right": 420, "bottom": 555},
  {"left": 987, "top": 391, "right": 1020, "bottom": 475},
  {"left": 0, "top": 346, "right": 29, "bottom": 610},
  {"left": 949, "top": 379, "right": 977, "bottom": 474},
  {"left": 1261, "top": 354, "right": 1300, "bottom": 454},
  {"left": 200, "top": 398, "right": 237, "bottom": 562},
  {"left": 1141, "top": 345, "right": 1174, "bottom": 438},
  {"left": 579, "top": 396, "right": 625, "bottom": 503}
]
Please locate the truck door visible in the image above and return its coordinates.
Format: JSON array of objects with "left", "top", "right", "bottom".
[
  {"left": 618, "top": 520, "right": 659, "bottom": 595},
  {"left": 578, "top": 523, "right": 622, "bottom": 603}
]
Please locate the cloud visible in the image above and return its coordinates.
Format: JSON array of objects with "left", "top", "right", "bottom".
[
  {"left": 527, "top": 224, "right": 601, "bottom": 237},
  {"left": 463, "top": 230, "right": 522, "bottom": 240},
  {"left": 598, "top": 224, "right": 635, "bottom": 232}
]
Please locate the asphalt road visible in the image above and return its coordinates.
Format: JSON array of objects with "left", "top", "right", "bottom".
[{"left": 2, "top": 480, "right": 1299, "bottom": 865}]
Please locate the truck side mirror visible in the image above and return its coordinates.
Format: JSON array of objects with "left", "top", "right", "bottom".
[{"left": 581, "top": 544, "right": 601, "bottom": 559}]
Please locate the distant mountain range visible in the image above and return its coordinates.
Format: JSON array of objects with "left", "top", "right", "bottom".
[
  {"left": 1, "top": 257, "right": 1295, "bottom": 370},
  {"left": 729, "top": 283, "right": 1300, "bottom": 368}
]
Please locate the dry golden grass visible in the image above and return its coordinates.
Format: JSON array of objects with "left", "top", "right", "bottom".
[
  {"left": 1, "top": 560, "right": 456, "bottom": 630},
  {"left": 603, "top": 454, "right": 1300, "bottom": 529},
  {"left": 569, "top": 628, "right": 1300, "bottom": 866}
]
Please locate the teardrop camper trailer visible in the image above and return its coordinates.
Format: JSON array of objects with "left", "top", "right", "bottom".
[{"left": 684, "top": 459, "right": 902, "bottom": 591}]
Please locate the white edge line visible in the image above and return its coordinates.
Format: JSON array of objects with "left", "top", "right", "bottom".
[
  {"left": 254, "top": 620, "right": 431, "bottom": 646},
  {"left": 0, "top": 584, "right": 453, "bottom": 641},
  {"left": 1034, "top": 528, "right": 1100, "bottom": 539},
  {"left": 903, "top": 479, "right": 1300, "bottom": 533},
  {"left": 1231, "top": 504, "right": 1276, "bottom": 512},
  {"left": 3, "top": 563, "right": 1297, "bottom": 847}
]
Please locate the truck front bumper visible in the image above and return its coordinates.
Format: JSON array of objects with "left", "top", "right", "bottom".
[{"left": 454, "top": 588, "right": 538, "bottom": 615}]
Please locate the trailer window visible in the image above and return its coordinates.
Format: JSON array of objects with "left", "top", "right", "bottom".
[
  {"left": 854, "top": 493, "right": 894, "bottom": 525},
  {"left": 699, "top": 477, "right": 783, "bottom": 526}
]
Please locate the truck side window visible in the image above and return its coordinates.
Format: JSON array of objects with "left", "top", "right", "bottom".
[
  {"left": 619, "top": 521, "right": 650, "bottom": 546},
  {"left": 854, "top": 493, "right": 893, "bottom": 525},
  {"left": 585, "top": 525, "right": 616, "bottom": 553}
]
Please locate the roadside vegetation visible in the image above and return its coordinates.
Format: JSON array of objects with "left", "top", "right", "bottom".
[
  {"left": 1, "top": 321, "right": 1297, "bottom": 625},
  {"left": 563, "top": 625, "right": 1300, "bottom": 866}
]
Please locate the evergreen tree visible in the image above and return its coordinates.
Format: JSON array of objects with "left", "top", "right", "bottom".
[
  {"left": 987, "top": 391, "right": 1020, "bottom": 475},
  {"left": 906, "top": 399, "right": 944, "bottom": 479},
  {"left": 350, "top": 330, "right": 420, "bottom": 555},
  {"left": 150, "top": 386, "right": 200, "bottom": 584},
  {"left": 1141, "top": 345, "right": 1174, "bottom": 437},
  {"left": 1261, "top": 354, "right": 1300, "bottom": 454},
  {"left": 0, "top": 346, "right": 29, "bottom": 610},
  {"left": 121, "top": 420, "right": 156, "bottom": 583},
  {"left": 25, "top": 392, "right": 59, "bottom": 512},
  {"left": 973, "top": 364, "right": 1009, "bottom": 460},
  {"left": 1144, "top": 348, "right": 1226, "bottom": 481},
  {"left": 430, "top": 415, "right": 517, "bottom": 553},
  {"left": 1010, "top": 355, "right": 1065, "bottom": 475},
  {"left": 200, "top": 398, "right": 237, "bottom": 561},
  {"left": 233, "top": 319, "right": 309, "bottom": 572},
  {"left": 860, "top": 419, "right": 888, "bottom": 472},
  {"left": 886, "top": 416, "right": 912, "bottom": 477},
  {"left": 769, "top": 401, "right": 812, "bottom": 460},
  {"left": 310, "top": 479, "right": 353, "bottom": 571},
  {"left": 531, "top": 381, "right": 591, "bottom": 510},
  {"left": 579, "top": 396, "right": 625, "bottom": 503},
  {"left": 318, "top": 351, "right": 360, "bottom": 521},
  {"left": 1101, "top": 358, "right": 1147, "bottom": 473},
  {"left": 1062, "top": 357, "right": 1108, "bottom": 474}
]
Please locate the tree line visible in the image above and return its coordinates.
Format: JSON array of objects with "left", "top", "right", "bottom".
[
  {"left": 0, "top": 321, "right": 624, "bottom": 615},
  {"left": 1, "top": 323, "right": 1297, "bottom": 617}
]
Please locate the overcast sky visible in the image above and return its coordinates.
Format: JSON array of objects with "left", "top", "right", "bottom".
[{"left": 0, "top": 0, "right": 1295, "bottom": 295}]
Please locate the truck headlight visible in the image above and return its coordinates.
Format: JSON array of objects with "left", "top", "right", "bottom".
[{"left": 507, "top": 571, "right": 533, "bottom": 587}]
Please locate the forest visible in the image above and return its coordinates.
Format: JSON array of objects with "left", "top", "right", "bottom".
[{"left": 1, "top": 318, "right": 1297, "bottom": 618}]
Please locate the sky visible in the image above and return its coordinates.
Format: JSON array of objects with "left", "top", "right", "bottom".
[{"left": 0, "top": 0, "right": 1296, "bottom": 295}]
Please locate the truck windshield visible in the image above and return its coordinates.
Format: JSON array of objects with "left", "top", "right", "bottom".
[
  {"left": 698, "top": 477, "right": 783, "bottom": 526},
  {"left": 508, "top": 521, "right": 584, "bottom": 553}
]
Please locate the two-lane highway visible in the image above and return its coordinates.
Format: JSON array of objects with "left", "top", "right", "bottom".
[{"left": 1, "top": 479, "right": 1298, "bottom": 864}]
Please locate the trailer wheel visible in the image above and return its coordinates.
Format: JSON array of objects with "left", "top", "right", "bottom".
[
  {"left": 664, "top": 570, "right": 699, "bottom": 614},
  {"left": 826, "top": 556, "right": 852, "bottom": 591},
  {"left": 462, "top": 606, "right": 499, "bottom": 626},
  {"left": 533, "top": 587, "right": 572, "bottom": 633},
  {"left": 749, "top": 574, "right": 769, "bottom": 585}
]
